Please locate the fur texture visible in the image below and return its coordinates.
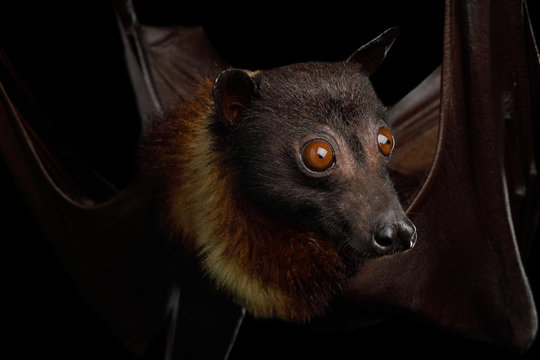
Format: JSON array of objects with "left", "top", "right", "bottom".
[
  {"left": 140, "top": 30, "right": 416, "bottom": 321},
  {"left": 140, "top": 77, "right": 358, "bottom": 321}
]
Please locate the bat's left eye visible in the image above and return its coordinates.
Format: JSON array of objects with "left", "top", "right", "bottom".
[
  {"left": 378, "top": 127, "right": 395, "bottom": 157},
  {"left": 302, "top": 139, "right": 335, "bottom": 172}
]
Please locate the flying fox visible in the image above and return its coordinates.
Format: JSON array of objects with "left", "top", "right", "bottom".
[{"left": 140, "top": 28, "right": 417, "bottom": 322}]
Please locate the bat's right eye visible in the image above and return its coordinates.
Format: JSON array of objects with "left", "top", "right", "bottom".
[
  {"left": 377, "top": 127, "right": 395, "bottom": 157},
  {"left": 302, "top": 139, "right": 335, "bottom": 172}
]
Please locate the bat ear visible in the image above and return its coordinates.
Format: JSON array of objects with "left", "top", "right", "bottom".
[
  {"left": 346, "top": 27, "right": 400, "bottom": 75},
  {"left": 213, "top": 68, "right": 257, "bottom": 126}
]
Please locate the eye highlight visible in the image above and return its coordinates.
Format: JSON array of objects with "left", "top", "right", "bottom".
[
  {"left": 377, "top": 127, "right": 395, "bottom": 157},
  {"left": 302, "top": 139, "right": 335, "bottom": 172}
]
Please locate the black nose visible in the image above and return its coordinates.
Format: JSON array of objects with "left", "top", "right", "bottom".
[{"left": 372, "top": 220, "right": 417, "bottom": 255}]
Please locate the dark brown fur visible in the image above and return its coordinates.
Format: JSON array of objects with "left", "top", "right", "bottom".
[
  {"left": 140, "top": 79, "right": 357, "bottom": 321},
  {"left": 140, "top": 28, "right": 415, "bottom": 322}
]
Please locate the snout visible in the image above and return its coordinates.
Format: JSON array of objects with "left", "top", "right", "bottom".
[{"left": 370, "top": 214, "right": 417, "bottom": 256}]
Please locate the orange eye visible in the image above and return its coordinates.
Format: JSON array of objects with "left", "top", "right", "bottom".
[
  {"left": 377, "top": 127, "right": 395, "bottom": 156},
  {"left": 302, "top": 140, "right": 335, "bottom": 172}
]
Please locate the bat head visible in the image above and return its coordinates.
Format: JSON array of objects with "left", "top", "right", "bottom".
[{"left": 212, "top": 27, "right": 416, "bottom": 259}]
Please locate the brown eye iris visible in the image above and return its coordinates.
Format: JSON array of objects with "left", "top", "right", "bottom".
[
  {"left": 302, "top": 140, "right": 335, "bottom": 172},
  {"left": 377, "top": 127, "right": 395, "bottom": 156}
]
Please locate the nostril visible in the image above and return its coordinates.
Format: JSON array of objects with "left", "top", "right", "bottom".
[
  {"left": 373, "top": 224, "right": 398, "bottom": 254},
  {"left": 408, "top": 225, "right": 417, "bottom": 249},
  {"left": 399, "top": 221, "right": 417, "bottom": 249}
]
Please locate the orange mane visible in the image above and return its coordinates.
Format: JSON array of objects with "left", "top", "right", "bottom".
[{"left": 140, "top": 79, "right": 355, "bottom": 322}]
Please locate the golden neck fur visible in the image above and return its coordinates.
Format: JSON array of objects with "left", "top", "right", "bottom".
[{"left": 141, "top": 79, "right": 356, "bottom": 322}]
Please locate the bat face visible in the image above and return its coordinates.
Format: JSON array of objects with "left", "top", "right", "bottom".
[
  {"left": 214, "top": 62, "right": 416, "bottom": 260},
  {"left": 142, "top": 28, "right": 417, "bottom": 321}
]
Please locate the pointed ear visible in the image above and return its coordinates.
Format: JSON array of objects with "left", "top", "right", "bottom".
[
  {"left": 213, "top": 68, "right": 257, "bottom": 126},
  {"left": 346, "top": 27, "right": 400, "bottom": 75}
]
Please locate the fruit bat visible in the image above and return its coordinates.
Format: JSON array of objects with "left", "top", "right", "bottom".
[
  {"left": 139, "top": 27, "right": 417, "bottom": 323},
  {"left": 0, "top": 0, "right": 538, "bottom": 359}
]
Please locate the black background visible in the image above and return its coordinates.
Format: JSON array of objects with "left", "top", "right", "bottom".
[{"left": 0, "top": 1, "right": 539, "bottom": 359}]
